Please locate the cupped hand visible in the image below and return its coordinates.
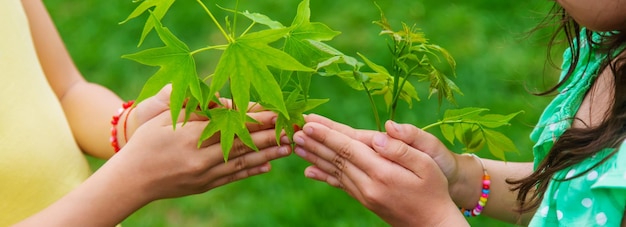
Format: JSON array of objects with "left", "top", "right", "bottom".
[
  {"left": 103, "top": 108, "right": 291, "bottom": 202},
  {"left": 293, "top": 114, "right": 466, "bottom": 227}
]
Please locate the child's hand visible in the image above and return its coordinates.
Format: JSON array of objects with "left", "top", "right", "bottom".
[
  {"left": 105, "top": 108, "right": 291, "bottom": 201},
  {"left": 293, "top": 114, "right": 466, "bottom": 226},
  {"left": 382, "top": 120, "right": 461, "bottom": 188}
]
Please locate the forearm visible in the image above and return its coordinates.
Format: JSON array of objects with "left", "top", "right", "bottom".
[
  {"left": 449, "top": 154, "right": 535, "bottom": 224},
  {"left": 13, "top": 158, "right": 149, "bottom": 227}
]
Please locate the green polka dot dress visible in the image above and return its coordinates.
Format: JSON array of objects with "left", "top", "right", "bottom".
[{"left": 528, "top": 29, "right": 626, "bottom": 226}]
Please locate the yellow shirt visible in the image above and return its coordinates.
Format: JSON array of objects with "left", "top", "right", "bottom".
[{"left": 0, "top": 1, "right": 91, "bottom": 225}]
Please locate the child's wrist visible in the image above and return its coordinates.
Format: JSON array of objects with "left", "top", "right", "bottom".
[
  {"left": 110, "top": 100, "right": 134, "bottom": 152},
  {"left": 448, "top": 153, "right": 486, "bottom": 209},
  {"left": 458, "top": 153, "right": 490, "bottom": 217}
]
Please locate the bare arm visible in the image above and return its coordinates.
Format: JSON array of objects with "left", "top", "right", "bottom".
[
  {"left": 449, "top": 155, "right": 535, "bottom": 224},
  {"left": 21, "top": 0, "right": 123, "bottom": 159}
]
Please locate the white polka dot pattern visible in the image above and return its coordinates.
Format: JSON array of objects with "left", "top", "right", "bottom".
[
  {"left": 595, "top": 212, "right": 607, "bottom": 226},
  {"left": 565, "top": 169, "right": 576, "bottom": 179},
  {"left": 581, "top": 198, "right": 593, "bottom": 208},
  {"left": 586, "top": 170, "right": 598, "bottom": 181}
]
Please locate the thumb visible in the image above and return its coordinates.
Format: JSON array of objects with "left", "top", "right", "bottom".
[
  {"left": 371, "top": 132, "right": 433, "bottom": 177},
  {"left": 384, "top": 120, "right": 458, "bottom": 180},
  {"left": 384, "top": 120, "right": 445, "bottom": 157}
]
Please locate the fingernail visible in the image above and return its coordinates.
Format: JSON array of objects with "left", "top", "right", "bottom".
[
  {"left": 293, "top": 135, "right": 305, "bottom": 145},
  {"left": 280, "top": 135, "right": 291, "bottom": 144},
  {"left": 390, "top": 121, "right": 402, "bottom": 133},
  {"left": 305, "top": 170, "right": 316, "bottom": 178},
  {"left": 295, "top": 147, "right": 307, "bottom": 158},
  {"left": 303, "top": 125, "right": 313, "bottom": 135},
  {"left": 272, "top": 117, "right": 277, "bottom": 124},
  {"left": 278, "top": 146, "right": 290, "bottom": 156},
  {"left": 260, "top": 164, "right": 271, "bottom": 172},
  {"left": 373, "top": 133, "right": 387, "bottom": 147}
]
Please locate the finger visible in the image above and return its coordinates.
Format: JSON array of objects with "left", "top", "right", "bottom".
[
  {"left": 204, "top": 163, "right": 272, "bottom": 190},
  {"left": 384, "top": 120, "right": 442, "bottom": 155},
  {"left": 200, "top": 144, "right": 292, "bottom": 189},
  {"left": 151, "top": 83, "right": 173, "bottom": 107},
  {"left": 216, "top": 98, "right": 265, "bottom": 112},
  {"left": 132, "top": 85, "right": 172, "bottom": 122},
  {"left": 201, "top": 128, "right": 287, "bottom": 165},
  {"left": 303, "top": 165, "right": 359, "bottom": 198},
  {"left": 304, "top": 114, "right": 376, "bottom": 145},
  {"left": 246, "top": 111, "right": 278, "bottom": 132},
  {"left": 177, "top": 109, "right": 209, "bottom": 123},
  {"left": 293, "top": 122, "right": 380, "bottom": 184},
  {"left": 196, "top": 111, "right": 281, "bottom": 148},
  {"left": 148, "top": 110, "right": 206, "bottom": 133},
  {"left": 295, "top": 146, "right": 359, "bottom": 192},
  {"left": 227, "top": 128, "right": 284, "bottom": 159},
  {"left": 371, "top": 132, "right": 441, "bottom": 179},
  {"left": 296, "top": 122, "right": 386, "bottom": 175},
  {"left": 303, "top": 165, "right": 341, "bottom": 187},
  {"left": 384, "top": 120, "right": 456, "bottom": 175}
]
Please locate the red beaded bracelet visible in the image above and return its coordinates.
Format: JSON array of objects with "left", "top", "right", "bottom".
[
  {"left": 460, "top": 153, "right": 490, "bottom": 217},
  {"left": 110, "top": 100, "right": 134, "bottom": 152}
]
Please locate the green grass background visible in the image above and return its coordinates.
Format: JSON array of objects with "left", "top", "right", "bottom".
[{"left": 45, "top": 0, "right": 563, "bottom": 226}]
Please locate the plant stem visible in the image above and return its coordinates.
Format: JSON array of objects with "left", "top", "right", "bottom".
[
  {"left": 196, "top": 0, "right": 233, "bottom": 43},
  {"left": 190, "top": 44, "right": 229, "bottom": 55},
  {"left": 389, "top": 74, "right": 410, "bottom": 120},
  {"left": 390, "top": 78, "right": 400, "bottom": 121},
  {"left": 202, "top": 73, "right": 214, "bottom": 82},
  {"left": 362, "top": 82, "right": 382, "bottom": 131},
  {"left": 422, "top": 119, "right": 466, "bottom": 131},
  {"left": 421, "top": 121, "right": 442, "bottom": 131},
  {"left": 240, "top": 22, "right": 256, "bottom": 37},
  {"left": 388, "top": 41, "right": 406, "bottom": 121}
]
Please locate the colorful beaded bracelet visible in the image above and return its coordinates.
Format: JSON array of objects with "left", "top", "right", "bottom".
[
  {"left": 110, "top": 100, "right": 134, "bottom": 152},
  {"left": 460, "top": 153, "right": 490, "bottom": 217}
]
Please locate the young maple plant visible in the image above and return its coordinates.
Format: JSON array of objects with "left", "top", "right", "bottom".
[{"left": 121, "top": 0, "right": 521, "bottom": 161}]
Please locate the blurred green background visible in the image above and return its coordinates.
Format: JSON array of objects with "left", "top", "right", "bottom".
[{"left": 45, "top": 0, "right": 563, "bottom": 226}]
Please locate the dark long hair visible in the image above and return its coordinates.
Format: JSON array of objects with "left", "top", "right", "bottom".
[{"left": 506, "top": 4, "right": 626, "bottom": 213}]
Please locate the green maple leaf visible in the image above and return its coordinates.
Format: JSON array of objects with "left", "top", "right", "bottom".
[
  {"left": 240, "top": 10, "right": 285, "bottom": 29},
  {"left": 283, "top": 0, "right": 341, "bottom": 67},
  {"left": 199, "top": 108, "right": 258, "bottom": 161},
  {"left": 241, "top": 0, "right": 340, "bottom": 96},
  {"left": 122, "top": 12, "right": 203, "bottom": 127},
  {"left": 237, "top": 0, "right": 336, "bottom": 144},
  {"left": 120, "top": 0, "right": 176, "bottom": 46},
  {"left": 210, "top": 27, "right": 315, "bottom": 120},
  {"left": 281, "top": 0, "right": 340, "bottom": 98},
  {"left": 270, "top": 91, "right": 328, "bottom": 144}
]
